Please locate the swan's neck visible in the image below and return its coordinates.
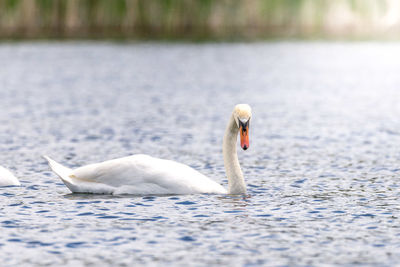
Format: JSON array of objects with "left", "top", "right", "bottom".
[{"left": 223, "top": 114, "right": 246, "bottom": 194}]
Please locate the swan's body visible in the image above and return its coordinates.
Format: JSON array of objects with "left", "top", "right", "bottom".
[
  {"left": 44, "top": 104, "right": 252, "bottom": 195},
  {"left": 0, "top": 166, "right": 20, "bottom": 186},
  {"left": 44, "top": 155, "right": 226, "bottom": 195}
]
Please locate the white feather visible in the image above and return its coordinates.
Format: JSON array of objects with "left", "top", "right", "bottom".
[
  {"left": 43, "top": 155, "right": 227, "bottom": 195},
  {"left": 0, "top": 166, "right": 20, "bottom": 186}
]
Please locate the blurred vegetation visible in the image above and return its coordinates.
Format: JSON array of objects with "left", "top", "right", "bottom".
[{"left": 0, "top": 0, "right": 398, "bottom": 39}]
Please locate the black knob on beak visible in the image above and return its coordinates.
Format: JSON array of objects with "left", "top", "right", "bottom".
[{"left": 239, "top": 120, "right": 249, "bottom": 130}]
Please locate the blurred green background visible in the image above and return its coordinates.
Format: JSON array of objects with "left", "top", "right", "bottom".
[{"left": 0, "top": 0, "right": 399, "bottom": 40}]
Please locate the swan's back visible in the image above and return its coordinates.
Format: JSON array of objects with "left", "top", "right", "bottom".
[{"left": 45, "top": 155, "right": 227, "bottom": 195}]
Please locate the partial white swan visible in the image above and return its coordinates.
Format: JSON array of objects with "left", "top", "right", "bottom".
[
  {"left": 0, "top": 166, "right": 20, "bottom": 186},
  {"left": 44, "top": 104, "right": 252, "bottom": 195}
]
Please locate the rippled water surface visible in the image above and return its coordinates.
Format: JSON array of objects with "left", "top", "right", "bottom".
[{"left": 1, "top": 42, "right": 400, "bottom": 266}]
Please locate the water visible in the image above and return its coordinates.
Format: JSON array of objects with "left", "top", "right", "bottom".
[{"left": 1, "top": 42, "right": 400, "bottom": 266}]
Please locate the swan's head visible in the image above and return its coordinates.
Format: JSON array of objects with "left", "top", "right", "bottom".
[{"left": 233, "top": 104, "right": 252, "bottom": 150}]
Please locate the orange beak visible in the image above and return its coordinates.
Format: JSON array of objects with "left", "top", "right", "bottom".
[{"left": 239, "top": 121, "right": 249, "bottom": 150}]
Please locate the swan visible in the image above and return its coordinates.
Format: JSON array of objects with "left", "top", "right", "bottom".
[
  {"left": 0, "top": 166, "right": 20, "bottom": 186},
  {"left": 44, "top": 104, "right": 252, "bottom": 195}
]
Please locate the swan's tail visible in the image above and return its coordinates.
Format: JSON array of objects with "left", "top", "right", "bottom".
[
  {"left": 0, "top": 166, "right": 20, "bottom": 186},
  {"left": 43, "top": 156, "right": 76, "bottom": 189},
  {"left": 43, "top": 156, "right": 115, "bottom": 194}
]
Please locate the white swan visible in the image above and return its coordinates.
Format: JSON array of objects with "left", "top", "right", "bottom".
[
  {"left": 44, "top": 104, "right": 252, "bottom": 195},
  {"left": 0, "top": 166, "right": 20, "bottom": 186}
]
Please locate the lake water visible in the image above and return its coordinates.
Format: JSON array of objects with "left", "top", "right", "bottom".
[{"left": 1, "top": 42, "right": 400, "bottom": 266}]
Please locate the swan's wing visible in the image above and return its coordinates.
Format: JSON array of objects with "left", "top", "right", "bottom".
[
  {"left": 70, "top": 155, "right": 153, "bottom": 186},
  {"left": 71, "top": 155, "right": 226, "bottom": 194}
]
